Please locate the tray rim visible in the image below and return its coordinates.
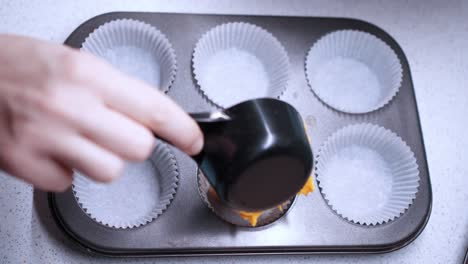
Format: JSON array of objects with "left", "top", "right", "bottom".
[
  {"left": 49, "top": 11, "right": 433, "bottom": 257},
  {"left": 49, "top": 193, "right": 432, "bottom": 257}
]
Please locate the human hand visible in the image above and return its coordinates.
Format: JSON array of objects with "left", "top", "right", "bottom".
[{"left": 0, "top": 34, "right": 203, "bottom": 192}]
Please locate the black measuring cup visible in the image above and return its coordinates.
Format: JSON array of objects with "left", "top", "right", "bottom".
[{"left": 191, "top": 98, "right": 313, "bottom": 212}]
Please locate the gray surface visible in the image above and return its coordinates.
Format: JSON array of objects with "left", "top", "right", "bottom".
[
  {"left": 0, "top": 0, "right": 467, "bottom": 263},
  {"left": 50, "top": 12, "right": 430, "bottom": 255}
]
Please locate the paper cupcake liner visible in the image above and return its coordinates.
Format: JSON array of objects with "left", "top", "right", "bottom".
[
  {"left": 316, "top": 123, "right": 419, "bottom": 226},
  {"left": 197, "top": 170, "right": 293, "bottom": 228},
  {"left": 193, "top": 22, "right": 290, "bottom": 108},
  {"left": 305, "top": 30, "right": 403, "bottom": 114},
  {"left": 81, "top": 19, "right": 177, "bottom": 93},
  {"left": 72, "top": 141, "right": 179, "bottom": 229}
]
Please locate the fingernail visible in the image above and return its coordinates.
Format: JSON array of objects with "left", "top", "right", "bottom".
[{"left": 189, "top": 136, "right": 204, "bottom": 156}]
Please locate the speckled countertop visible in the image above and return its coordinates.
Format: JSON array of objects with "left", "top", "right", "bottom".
[{"left": 1, "top": 0, "right": 467, "bottom": 263}]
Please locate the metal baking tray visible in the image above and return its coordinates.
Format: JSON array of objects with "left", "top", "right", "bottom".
[{"left": 48, "top": 11, "right": 432, "bottom": 256}]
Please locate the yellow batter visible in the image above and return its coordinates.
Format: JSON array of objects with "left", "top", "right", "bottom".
[
  {"left": 277, "top": 204, "right": 284, "bottom": 213},
  {"left": 239, "top": 210, "right": 263, "bottom": 227},
  {"left": 298, "top": 176, "right": 314, "bottom": 196},
  {"left": 299, "top": 119, "right": 314, "bottom": 196}
]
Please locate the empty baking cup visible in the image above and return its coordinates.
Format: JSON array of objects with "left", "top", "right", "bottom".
[
  {"left": 316, "top": 123, "right": 419, "bottom": 225},
  {"left": 72, "top": 141, "right": 179, "bottom": 229},
  {"left": 193, "top": 22, "right": 290, "bottom": 108},
  {"left": 81, "top": 19, "right": 177, "bottom": 93},
  {"left": 197, "top": 170, "right": 293, "bottom": 228},
  {"left": 305, "top": 30, "right": 403, "bottom": 114}
]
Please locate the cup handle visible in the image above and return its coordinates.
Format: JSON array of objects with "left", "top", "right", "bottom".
[
  {"left": 189, "top": 111, "right": 230, "bottom": 170},
  {"left": 189, "top": 111, "right": 231, "bottom": 123}
]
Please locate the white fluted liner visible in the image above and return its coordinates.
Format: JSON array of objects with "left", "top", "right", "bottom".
[
  {"left": 193, "top": 22, "right": 290, "bottom": 108},
  {"left": 305, "top": 30, "right": 402, "bottom": 114},
  {"left": 316, "top": 123, "right": 419, "bottom": 225},
  {"left": 81, "top": 19, "right": 177, "bottom": 93},
  {"left": 72, "top": 141, "right": 179, "bottom": 229}
]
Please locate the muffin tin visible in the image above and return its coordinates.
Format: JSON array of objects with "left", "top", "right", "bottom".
[{"left": 48, "top": 12, "right": 432, "bottom": 256}]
